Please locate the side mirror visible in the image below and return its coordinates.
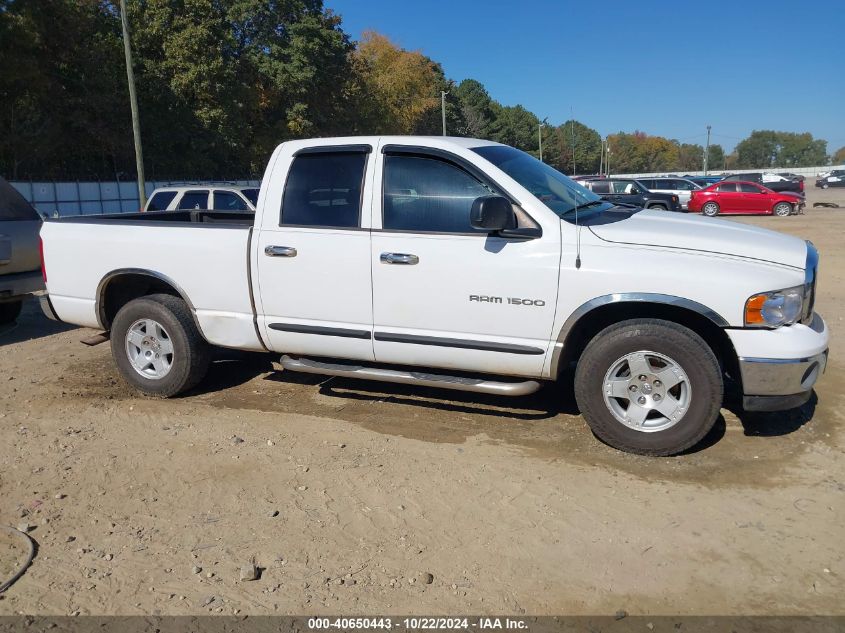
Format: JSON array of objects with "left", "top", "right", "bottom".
[{"left": 470, "top": 195, "right": 516, "bottom": 232}]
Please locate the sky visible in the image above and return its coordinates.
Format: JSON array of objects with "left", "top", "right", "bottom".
[{"left": 327, "top": 0, "right": 845, "bottom": 154}]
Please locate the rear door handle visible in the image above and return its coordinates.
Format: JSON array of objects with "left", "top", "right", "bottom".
[
  {"left": 380, "top": 252, "right": 419, "bottom": 265},
  {"left": 265, "top": 245, "right": 297, "bottom": 257}
]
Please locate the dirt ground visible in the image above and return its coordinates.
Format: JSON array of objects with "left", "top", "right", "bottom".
[{"left": 1, "top": 184, "right": 843, "bottom": 617}]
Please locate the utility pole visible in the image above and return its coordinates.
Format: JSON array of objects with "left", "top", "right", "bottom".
[
  {"left": 599, "top": 139, "right": 604, "bottom": 176},
  {"left": 703, "top": 124, "right": 711, "bottom": 176},
  {"left": 441, "top": 91, "right": 448, "bottom": 136},
  {"left": 538, "top": 117, "right": 548, "bottom": 162},
  {"left": 570, "top": 107, "right": 576, "bottom": 175},
  {"left": 606, "top": 138, "right": 611, "bottom": 176},
  {"left": 119, "top": 0, "right": 146, "bottom": 208}
]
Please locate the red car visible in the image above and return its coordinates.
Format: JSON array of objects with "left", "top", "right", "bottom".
[{"left": 688, "top": 181, "right": 804, "bottom": 217}]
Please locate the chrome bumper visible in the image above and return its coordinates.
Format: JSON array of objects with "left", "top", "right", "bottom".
[{"left": 739, "top": 350, "right": 828, "bottom": 411}]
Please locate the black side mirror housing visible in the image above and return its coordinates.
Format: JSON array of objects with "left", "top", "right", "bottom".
[{"left": 470, "top": 195, "right": 516, "bottom": 232}]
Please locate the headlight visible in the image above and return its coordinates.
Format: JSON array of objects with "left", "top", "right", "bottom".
[{"left": 744, "top": 286, "right": 804, "bottom": 327}]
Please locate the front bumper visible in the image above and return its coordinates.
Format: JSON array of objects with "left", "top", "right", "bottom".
[{"left": 739, "top": 350, "right": 828, "bottom": 411}]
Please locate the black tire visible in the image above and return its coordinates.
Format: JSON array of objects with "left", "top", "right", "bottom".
[
  {"left": 110, "top": 294, "right": 210, "bottom": 397},
  {"left": 574, "top": 319, "right": 723, "bottom": 456},
  {"left": 821, "top": 183, "right": 829, "bottom": 189},
  {"left": 702, "top": 201, "right": 720, "bottom": 217},
  {"left": 0, "top": 299, "right": 23, "bottom": 324},
  {"left": 773, "top": 202, "right": 792, "bottom": 217},
  {"left": 649, "top": 204, "right": 667, "bottom": 211}
]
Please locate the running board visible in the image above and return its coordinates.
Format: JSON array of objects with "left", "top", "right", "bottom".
[{"left": 279, "top": 355, "right": 541, "bottom": 397}]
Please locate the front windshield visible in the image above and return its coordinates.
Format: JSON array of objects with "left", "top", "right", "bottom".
[{"left": 471, "top": 145, "right": 611, "bottom": 217}]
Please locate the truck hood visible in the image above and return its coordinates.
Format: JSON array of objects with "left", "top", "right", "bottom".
[{"left": 588, "top": 209, "right": 806, "bottom": 269}]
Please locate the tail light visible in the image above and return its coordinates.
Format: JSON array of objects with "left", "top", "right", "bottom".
[
  {"left": 799, "top": 180, "right": 804, "bottom": 192},
  {"left": 39, "top": 237, "right": 47, "bottom": 284}
]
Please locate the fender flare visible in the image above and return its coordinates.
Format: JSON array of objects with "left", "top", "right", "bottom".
[
  {"left": 548, "top": 293, "right": 730, "bottom": 377},
  {"left": 95, "top": 267, "right": 202, "bottom": 333}
]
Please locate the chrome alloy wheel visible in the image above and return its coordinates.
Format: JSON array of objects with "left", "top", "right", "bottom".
[
  {"left": 125, "top": 318, "right": 174, "bottom": 379},
  {"left": 602, "top": 351, "right": 691, "bottom": 432}
]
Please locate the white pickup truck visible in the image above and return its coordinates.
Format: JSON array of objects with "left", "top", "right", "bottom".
[{"left": 39, "top": 136, "right": 829, "bottom": 455}]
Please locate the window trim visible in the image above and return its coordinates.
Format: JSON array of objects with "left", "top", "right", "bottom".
[
  {"left": 278, "top": 147, "right": 371, "bottom": 230},
  {"left": 380, "top": 145, "right": 535, "bottom": 237}
]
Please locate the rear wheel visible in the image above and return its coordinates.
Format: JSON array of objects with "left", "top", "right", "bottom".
[
  {"left": 773, "top": 202, "right": 792, "bottom": 217},
  {"left": 702, "top": 201, "right": 720, "bottom": 217},
  {"left": 110, "top": 293, "right": 210, "bottom": 397},
  {"left": 0, "top": 299, "right": 23, "bottom": 324},
  {"left": 574, "top": 319, "right": 723, "bottom": 456},
  {"left": 821, "top": 183, "right": 829, "bottom": 189},
  {"left": 649, "top": 204, "right": 667, "bottom": 211}
]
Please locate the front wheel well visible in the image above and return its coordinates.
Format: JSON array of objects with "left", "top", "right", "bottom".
[
  {"left": 557, "top": 302, "right": 740, "bottom": 383},
  {"left": 98, "top": 272, "right": 184, "bottom": 329}
]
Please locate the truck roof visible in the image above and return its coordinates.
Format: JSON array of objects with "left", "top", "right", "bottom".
[{"left": 279, "top": 136, "right": 505, "bottom": 152}]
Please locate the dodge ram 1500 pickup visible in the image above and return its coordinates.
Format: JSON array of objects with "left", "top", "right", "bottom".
[{"left": 39, "top": 136, "right": 829, "bottom": 455}]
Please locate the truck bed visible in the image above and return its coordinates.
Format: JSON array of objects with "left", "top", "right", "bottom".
[{"left": 41, "top": 211, "right": 263, "bottom": 350}]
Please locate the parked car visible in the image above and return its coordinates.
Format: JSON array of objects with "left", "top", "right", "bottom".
[
  {"left": 583, "top": 178, "right": 682, "bottom": 211},
  {"left": 721, "top": 173, "right": 804, "bottom": 196},
  {"left": 777, "top": 172, "right": 805, "bottom": 182},
  {"left": 635, "top": 177, "right": 701, "bottom": 210},
  {"left": 39, "top": 136, "right": 828, "bottom": 457},
  {"left": 815, "top": 174, "right": 845, "bottom": 189},
  {"left": 143, "top": 185, "right": 259, "bottom": 212},
  {"left": 0, "top": 176, "right": 44, "bottom": 323},
  {"left": 817, "top": 169, "right": 844, "bottom": 179},
  {"left": 689, "top": 181, "right": 804, "bottom": 217}
]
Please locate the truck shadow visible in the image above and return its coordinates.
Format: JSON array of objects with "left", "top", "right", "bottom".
[
  {"left": 0, "top": 296, "right": 76, "bottom": 346},
  {"left": 725, "top": 392, "right": 818, "bottom": 437}
]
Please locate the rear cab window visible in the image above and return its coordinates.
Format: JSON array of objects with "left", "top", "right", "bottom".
[{"left": 280, "top": 149, "right": 368, "bottom": 228}]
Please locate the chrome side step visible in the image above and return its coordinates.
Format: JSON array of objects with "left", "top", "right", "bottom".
[{"left": 279, "top": 355, "right": 541, "bottom": 397}]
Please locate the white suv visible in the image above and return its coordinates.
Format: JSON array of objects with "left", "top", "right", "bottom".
[{"left": 143, "top": 185, "right": 259, "bottom": 212}]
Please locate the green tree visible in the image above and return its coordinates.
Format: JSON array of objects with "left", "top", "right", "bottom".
[
  {"left": 489, "top": 104, "right": 539, "bottom": 152},
  {"left": 546, "top": 120, "right": 601, "bottom": 174},
  {"left": 706, "top": 144, "right": 725, "bottom": 172},
  {"left": 453, "top": 79, "right": 495, "bottom": 138},
  {"left": 736, "top": 130, "right": 827, "bottom": 169},
  {"left": 833, "top": 146, "right": 845, "bottom": 165}
]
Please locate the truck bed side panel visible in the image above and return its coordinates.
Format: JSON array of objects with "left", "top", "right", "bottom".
[{"left": 41, "top": 221, "right": 263, "bottom": 350}]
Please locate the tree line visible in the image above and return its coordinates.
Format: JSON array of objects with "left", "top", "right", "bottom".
[{"left": 0, "top": 0, "right": 838, "bottom": 181}]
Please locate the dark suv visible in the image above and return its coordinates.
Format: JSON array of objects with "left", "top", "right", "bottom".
[{"left": 583, "top": 178, "right": 682, "bottom": 211}]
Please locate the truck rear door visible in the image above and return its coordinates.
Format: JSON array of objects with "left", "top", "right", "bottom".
[{"left": 254, "top": 144, "right": 376, "bottom": 361}]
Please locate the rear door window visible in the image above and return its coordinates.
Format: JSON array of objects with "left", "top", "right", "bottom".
[
  {"left": 281, "top": 152, "right": 367, "bottom": 228},
  {"left": 590, "top": 181, "right": 611, "bottom": 194},
  {"left": 716, "top": 183, "right": 737, "bottom": 192},
  {"left": 739, "top": 183, "right": 763, "bottom": 193},
  {"left": 146, "top": 191, "right": 178, "bottom": 211},
  {"left": 177, "top": 190, "right": 210, "bottom": 210}
]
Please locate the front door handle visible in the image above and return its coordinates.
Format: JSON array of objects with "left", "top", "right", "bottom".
[
  {"left": 265, "top": 245, "right": 297, "bottom": 257},
  {"left": 380, "top": 252, "right": 419, "bottom": 265}
]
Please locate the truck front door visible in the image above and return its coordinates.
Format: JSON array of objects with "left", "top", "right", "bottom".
[
  {"left": 254, "top": 145, "right": 376, "bottom": 361},
  {"left": 369, "top": 145, "right": 560, "bottom": 378}
]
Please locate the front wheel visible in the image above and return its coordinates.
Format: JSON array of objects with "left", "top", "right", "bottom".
[
  {"left": 821, "top": 183, "right": 829, "bottom": 189},
  {"left": 702, "top": 201, "right": 720, "bottom": 217},
  {"left": 649, "top": 204, "right": 667, "bottom": 211},
  {"left": 574, "top": 319, "right": 723, "bottom": 456},
  {"left": 111, "top": 293, "right": 210, "bottom": 397},
  {"left": 773, "top": 202, "right": 792, "bottom": 217}
]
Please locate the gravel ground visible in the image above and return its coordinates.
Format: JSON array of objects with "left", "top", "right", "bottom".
[{"left": 0, "top": 184, "right": 843, "bottom": 616}]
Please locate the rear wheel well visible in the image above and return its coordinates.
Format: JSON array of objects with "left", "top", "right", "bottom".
[
  {"left": 99, "top": 273, "right": 183, "bottom": 329},
  {"left": 558, "top": 302, "right": 739, "bottom": 382}
]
